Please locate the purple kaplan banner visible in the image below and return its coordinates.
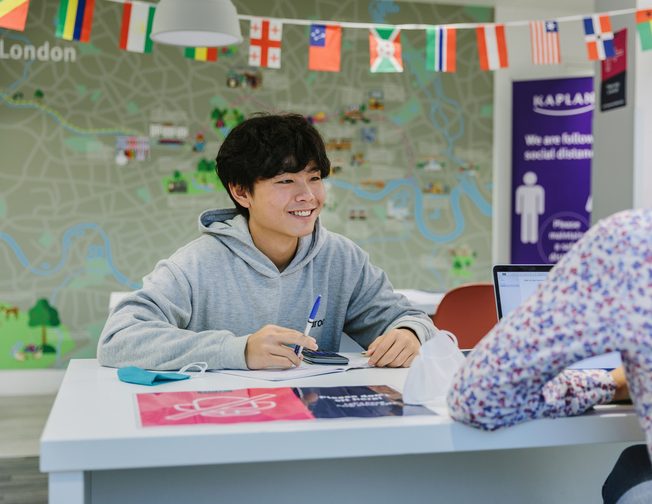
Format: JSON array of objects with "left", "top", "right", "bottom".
[{"left": 511, "top": 77, "right": 594, "bottom": 264}]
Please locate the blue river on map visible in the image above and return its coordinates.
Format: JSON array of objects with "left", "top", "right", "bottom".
[
  {"left": 0, "top": 223, "right": 140, "bottom": 289},
  {"left": 329, "top": 173, "right": 490, "bottom": 243}
]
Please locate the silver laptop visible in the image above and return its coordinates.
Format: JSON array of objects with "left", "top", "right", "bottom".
[{"left": 492, "top": 264, "right": 621, "bottom": 370}]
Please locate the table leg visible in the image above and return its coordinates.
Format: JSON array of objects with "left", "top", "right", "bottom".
[{"left": 49, "top": 471, "right": 90, "bottom": 504}]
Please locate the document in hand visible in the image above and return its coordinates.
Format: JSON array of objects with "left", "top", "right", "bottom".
[{"left": 217, "top": 354, "right": 371, "bottom": 382}]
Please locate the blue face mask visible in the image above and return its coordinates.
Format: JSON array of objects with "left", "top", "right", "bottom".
[{"left": 117, "top": 362, "right": 207, "bottom": 386}]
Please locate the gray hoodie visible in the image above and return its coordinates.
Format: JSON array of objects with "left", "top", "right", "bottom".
[{"left": 97, "top": 208, "right": 437, "bottom": 370}]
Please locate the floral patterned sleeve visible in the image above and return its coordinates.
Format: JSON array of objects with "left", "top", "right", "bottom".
[{"left": 447, "top": 210, "right": 652, "bottom": 446}]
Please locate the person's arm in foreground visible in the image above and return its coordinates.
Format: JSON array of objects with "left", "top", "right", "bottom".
[
  {"left": 448, "top": 210, "right": 652, "bottom": 432},
  {"left": 98, "top": 259, "right": 316, "bottom": 371}
]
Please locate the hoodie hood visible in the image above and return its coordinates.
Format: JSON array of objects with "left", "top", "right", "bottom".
[{"left": 198, "top": 208, "right": 326, "bottom": 277}]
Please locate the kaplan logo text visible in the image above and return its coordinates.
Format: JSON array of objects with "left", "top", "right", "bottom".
[{"left": 532, "top": 91, "right": 595, "bottom": 116}]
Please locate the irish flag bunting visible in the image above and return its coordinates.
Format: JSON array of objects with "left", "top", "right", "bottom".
[
  {"left": 426, "top": 27, "right": 456, "bottom": 72},
  {"left": 0, "top": 0, "right": 30, "bottom": 31},
  {"left": 248, "top": 17, "right": 282, "bottom": 68},
  {"left": 55, "top": 0, "right": 95, "bottom": 42},
  {"left": 476, "top": 24, "right": 508, "bottom": 71},
  {"left": 185, "top": 47, "right": 218, "bottom": 62},
  {"left": 369, "top": 27, "right": 403, "bottom": 73},
  {"left": 636, "top": 9, "right": 652, "bottom": 51},
  {"left": 119, "top": 2, "right": 155, "bottom": 53}
]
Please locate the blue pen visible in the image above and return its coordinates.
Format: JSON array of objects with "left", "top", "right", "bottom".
[{"left": 294, "top": 294, "right": 321, "bottom": 356}]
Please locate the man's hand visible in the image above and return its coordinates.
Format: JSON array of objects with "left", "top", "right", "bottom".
[
  {"left": 245, "top": 324, "right": 318, "bottom": 370},
  {"left": 610, "top": 366, "right": 629, "bottom": 401},
  {"left": 366, "top": 328, "right": 420, "bottom": 368}
]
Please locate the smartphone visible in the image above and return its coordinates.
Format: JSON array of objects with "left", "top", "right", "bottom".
[{"left": 301, "top": 349, "right": 349, "bottom": 365}]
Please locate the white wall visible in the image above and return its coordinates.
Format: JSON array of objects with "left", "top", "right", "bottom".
[{"left": 592, "top": 0, "right": 652, "bottom": 222}]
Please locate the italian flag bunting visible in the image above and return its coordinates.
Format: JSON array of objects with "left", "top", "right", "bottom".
[{"left": 369, "top": 27, "right": 403, "bottom": 73}]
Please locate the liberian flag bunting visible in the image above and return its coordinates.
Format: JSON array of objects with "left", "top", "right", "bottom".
[
  {"left": 426, "top": 27, "right": 456, "bottom": 72},
  {"left": 309, "top": 24, "right": 341, "bottom": 72},
  {"left": 248, "top": 17, "right": 282, "bottom": 69},
  {"left": 530, "top": 20, "right": 561, "bottom": 65},
  {"left": 119, "top": 2, "right": 155, "bottom": 53},
  {"left": 0, "top": 0, "right": 30, "bottom": 31},
  {"left": 369, "top": 27, "right": 403, "bottom": 73},
  {"left": 636, "top": 9, "right": 652, "bottom": 51},
  {"left": 583, "top": 14, "right": 615, "bottom": 60},
  {"left": 55, "top": 0, "right": 95, "bottom": 42},
  {"left": 476, "top": 24, "right": 508, "bottom": 70},
  {"left": 185, "top": 47, "right": 218, "bottom": 62}
]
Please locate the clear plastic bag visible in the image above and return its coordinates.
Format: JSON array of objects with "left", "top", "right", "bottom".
[{"left": 402, "top": 330, "right": 465, "bottom": 406}]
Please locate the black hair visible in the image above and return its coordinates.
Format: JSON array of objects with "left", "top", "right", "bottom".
[{"left": 215, "top": 113, "right": 331, "bottom": 217}]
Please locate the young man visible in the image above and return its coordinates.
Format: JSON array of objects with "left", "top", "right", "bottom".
[{"left": 98, "top": 114, "right": 437, "bottom": 370}]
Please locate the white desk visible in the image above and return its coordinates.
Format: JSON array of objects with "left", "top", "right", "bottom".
[{"left": 41, "top": 358, "right": 645, "bottom": 504}]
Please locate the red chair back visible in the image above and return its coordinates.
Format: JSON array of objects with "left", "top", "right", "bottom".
[{"left": 431, "top": 283, "right": 498, "bottom": 350}]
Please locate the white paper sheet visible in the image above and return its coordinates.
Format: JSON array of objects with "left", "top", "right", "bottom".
[{"left": 217, "top": 354, "right": 371, "bottom": 382}]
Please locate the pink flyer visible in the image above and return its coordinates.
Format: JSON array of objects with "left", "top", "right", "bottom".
[{"left": 136, "top": 387, "right": 315, "bottom": 426}]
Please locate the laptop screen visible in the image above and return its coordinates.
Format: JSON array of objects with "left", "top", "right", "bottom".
[
  {"left": 491, "top": 264, "right": 621, "bottom": 370},
  {"left": 492, "top": 265, "right": 553, "bottom": 319}
]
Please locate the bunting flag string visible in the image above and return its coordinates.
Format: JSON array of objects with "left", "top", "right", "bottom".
[
  {"left": 426, "top": 26, "right": 456, "bottom": 73},
  {"left": 529, "top": 20, "right": 561, "bottom": 65},
  {"left": 119, "top": 1, "right": 155, "bottom": 53},
  {"left": 476, "top": 23, "right": 508, "bottom": 71},
  {"left": 583, "top": 14, "right": 616, "bottom": 61},
  {"left": 248, "top": 17, "right": 282, "bottom": 69},
  {"left": 17, "top": 1, "right": 652, "bottom": 73},
  {"left": 185, "top": 47, "right": 218, "bottom": 62},
  {"left": 369, "top": 27, "right": 403, "bottom": 73},
  {"left": 636, "top": 9, "right": 652, "bottom": 51},
  {"left": 0, "top": 0, "right": 30, "bottom": 31},
  {"left": 55, "top": 0, "right": 96, "bottom": 43},
  {"left": 309, "top": 24, "right": 341, "bottom": 72}
]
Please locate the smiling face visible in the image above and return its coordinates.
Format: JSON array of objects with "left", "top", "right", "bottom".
[{"left": 230, "top": 164, "right": 326, "bottom": 263}]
